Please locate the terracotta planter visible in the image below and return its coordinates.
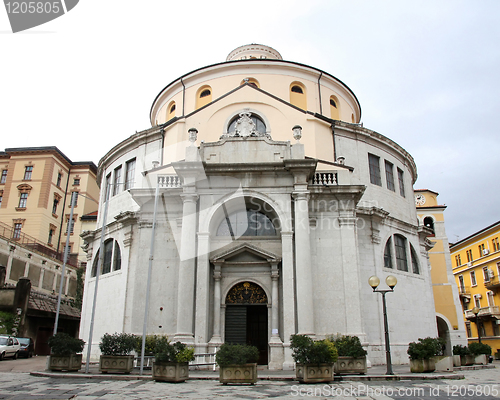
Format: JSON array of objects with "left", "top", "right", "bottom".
[
  {"left": 334, "top": 356, "right": 367, "bottom": 374},
  {"left": 460, "top": 355, "right": 475, "bottom": 366},
  {"left": 153, "top": 362, "right": 189, "bottom": 382},
  {"left": 409, "top": 358, "right": 436, "bottom": 373},
  {"left": 296, "top": 363, "right": 334, "bottom": 383},
  {"left": 99, "top": 355, "right": 135, "bottom": 374},
  {"left": 219, "top": 363, "right": 257, "bottom": 385},
  {"left": 48, "top": 354, "right": 82, "bottom": 372}
]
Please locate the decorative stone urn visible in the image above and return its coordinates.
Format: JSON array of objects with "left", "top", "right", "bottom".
[
  {"left": 334, "top": 356, "right": 367, "bottom": 374},
  {"left": 296, "top": 363, "right": 334, "bottom": 383},
  {"left": 219, "top": 363, "right": 258, "bottom": 385},
  {"left": 152, "top": 362, "right": 189, "bottom": 383},
  {"left": 48, "top": 354, "right": 83, "bottom": 372},
  {"left": 99, "top": 355, "right": 135, "bottom": 374},
  {"left": 409, "top": 358, "right": 436, "bottom": 373}
]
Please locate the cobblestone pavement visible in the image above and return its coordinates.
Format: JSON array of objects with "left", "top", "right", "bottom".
[{"left": 0, "top": 366, "right": 499, "bottom": 400}]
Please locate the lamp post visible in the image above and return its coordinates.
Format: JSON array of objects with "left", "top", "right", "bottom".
[
  {"left": 368, "top": 275, "right": 397, "bottom": 375},
  {"left": 472, "top": 306, "right": 482, "bottom": 344}
]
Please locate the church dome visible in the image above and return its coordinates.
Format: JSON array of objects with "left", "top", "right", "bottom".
[{"left": 226, "top": 44, "right": 283, "bottom": 61}]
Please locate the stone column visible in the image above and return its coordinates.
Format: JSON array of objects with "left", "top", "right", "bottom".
[
  {"left": 281, "top": 230, "right": 295, "bottom": 370},
  {"left": 174, "top": 192, "right": 199, "bottom": 343},
  {"left": 209, "top": 263, "right": 223, "bottom": 349},
  {"left": 194, "top": 231, "right": 210, "bottom": 353},
  {"left": 293, "top": 191, "right": 315, "bottom": 336},
  {"left": 6, "top": 246, "right": 15, "bottom": 281},
  {"left": 269, "top": 262, "right": 283, "bottom": 370}
]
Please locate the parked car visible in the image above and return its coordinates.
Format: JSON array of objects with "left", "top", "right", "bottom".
[
  {"left": 17, "top": 338, "right": 34, "bottom": 358},
  {"left": 0, "top": 335, "right": 21, "bottom": 360}
]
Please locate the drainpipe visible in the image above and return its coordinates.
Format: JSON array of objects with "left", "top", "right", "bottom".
[
  {"left": 331, "top": 121, "right": 337, "bottom": 161},
  {"left": 317, "top": 72, "right": 323, "bottom": 115}
]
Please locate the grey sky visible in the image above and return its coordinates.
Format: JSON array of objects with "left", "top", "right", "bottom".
[{"left": 1, "top": 0, "right": 498, "bottom": 242}]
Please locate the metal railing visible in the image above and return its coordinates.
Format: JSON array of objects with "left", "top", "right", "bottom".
[{"left": 133, "top": 352, "right": 217, "bottom": 371}]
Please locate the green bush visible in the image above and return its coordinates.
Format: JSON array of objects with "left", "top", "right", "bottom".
[
  {"left": 215, "top": 343, "right": 259, "bottom": 367},
  {"left": 290, "top": 334, "right": 338, "bottom": 365},
  {"left": 329, "top": 334, "right": 367, "bottom": 358},
  {"left": 155, "top": 338, "right": 195, "bottom": 364},
  {"left": 134, "top": 334, "right": 165, "bottom": 356},
  {"left": 0, "top": 311, "right": 14, "bottom": 335},
  {"left": 468, "top": 342, "right": 492, "bottom": 356},
  {"left": 452, "top": 344, "right": 470, "bottom": 356},
  {"left": 48, "top": 333, "right": 85, "bottom": 356},
  {"left": 407, "top": 337, "right": 443, "bottom": 360},
  {"left": 99, "top": 332, "right": 137, "bottom": 356}
]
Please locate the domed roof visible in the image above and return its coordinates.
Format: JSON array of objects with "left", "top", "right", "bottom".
[{"left": 226, "top": 44, "right": 282, "bottom": 61}]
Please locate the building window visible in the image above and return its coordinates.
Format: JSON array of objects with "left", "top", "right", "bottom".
[
  {"left": 91, "top": 239, "right": 122, "bottom": 277},
  {"left": 368, "top": 154, "right": 382, "bottom": 186},
  {"left": 423, "top": 217, "right": 435, "bottom": 235},
  {"left": 66, "top": 217, "right": 75, "bottom": 234},
  {"left": 465, "top": 322, "right": 471, "bottom": 338},
  {"left": 113, "top": 166, "right": 122, "bottom": 196},
  {"left": 48, "top": 228, "right": 54, "bottom": 245},
  {"left": 18, "top": 193, "right": 28, "bottom": 208},
  {"left": 0, "top": 194, "right": 2, "bottom": 208},
  {"left": 397, "top": 168, "right": 405, "bottom": 197},
  {"left": 493, "top": 321, "right": 500, "bottom": 337},
  {"left": 1, "top": 170, "right": 7, "bottom": 184},
  {"left": 200, "top": 89, "right": 211, "bottom": 97},
  {"left": 56, "top": 172, "right": 62, "bottom": 187},
  {"left": 217, "top": 209, "right": 277, "bottom": 237},
  {"left": 167, "top": 101, "right": 176, "bottom": 120},
  {"left": 455, "top": 254, "right": 462, "bottom": 267},
  {"left": 473, "top": 293, "right": 481, "bottom": 308},
  {"left": 240, "top": 78, "right": 260, "bottom": 88},
  {"left": 493, "top": 237, "right": 499, "bottom": 252},
  {"left": 13, "top": 223, "right": 22, "bottom": 239},
  {"left": 410, "top": 245, "right": 420, "bottom": 274},
  {"left": 227, "top": 112, "right": 266, "bottom": 135},
  {"left": 487, "top": 290, "right": 495, "bottom": 307},
  {"left": 70, "top": 192, "right": 78, "bottom": 207},
  {"left": 458, "top": 275, "right": 466, "bottom": 294},
  {"left": 384, "top": 238, "right": 393, "bottom": 269},
  {"left": 466, "top": 249, "right": 473, "bottom": 263},
  {"left": 470, "top": 270, "right": 477, "bottom": 286},
  {"left": 73, "top": 178, "right": 80, "bottom": 186},
  {"left": 125, "top": 158, "right": 136, "bottom": 190},
  {"left": 24, "top": 166, "right": 33, "bottom": 180},
  {"left": 394, "top": 234, "right": 408, "bottom": 272},
  {"left": 478, "top": 243, "right": 485, "bottom": 257},
  {"left": 483, "top": 267, "right": 491, "bottom": 282},
  {"left": 196, "top": 85, "right": 212, "bottom": 109},
  {"left": 52, "top": 198, "right": 59, "bottom": 214},
  {"left": 105, "top": 173, "right": 111, "bottom": 201},
  {"left": 385, "top": 160, "right": 395, "bottom": 191},
  {"left": 330, "top": 96, "right": 340, "bottom": 120},
  {"left": 291, "top": 86, "right": 303, "bottom": 94},
  {"left": 290, "top": 82, "right": 307, "bottom": 110}
]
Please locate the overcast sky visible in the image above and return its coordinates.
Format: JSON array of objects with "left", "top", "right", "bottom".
[{"left": 1, "top": 0, "right": 499, "bottom": 242}]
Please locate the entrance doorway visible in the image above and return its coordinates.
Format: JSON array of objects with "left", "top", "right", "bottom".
[{"left": 224, "top": 282, "right": 268, "bottom": 364}]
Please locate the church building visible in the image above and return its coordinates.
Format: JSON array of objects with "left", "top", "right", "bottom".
[{"left": 79, "top": 44, "right": 438, "bottom": 369}]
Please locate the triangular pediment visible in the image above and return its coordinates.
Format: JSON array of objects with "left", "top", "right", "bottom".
[{"left": 211, "top": 242, "right": 280, "bottom": 264}]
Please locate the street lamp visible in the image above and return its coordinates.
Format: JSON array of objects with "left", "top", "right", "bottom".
[
  {"left": 472, "top": 306, "right": 482, "bottom": 344},
  {"left": 368, "top": 275, "right": 397, "bottom": 375}
]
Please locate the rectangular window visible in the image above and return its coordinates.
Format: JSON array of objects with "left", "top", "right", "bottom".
[
  {"left": 473, "top": 293, "right": 481, "bottom": 308},
  {"left": 70, "top": 192, "right": 78, "bottom": 207},
  {"left": 397, "top": 168, "right": 405, "bottom": 197},
  {"left": 18, "top": 192, "right": 28, "bottom": 208},
  {"left": 465, "top": 322, "right": 471, "bottom": 338},
  {"left": 466, "top": 249, "right": 473, "bottom": 262},
  {"left": 66, "top": 217, "right": 75, "bottom": 234},
  {"left": 73, "top": 178, "right": 80, "bottom": 185},
  {"left": 385, "top": 160, "right": 395, "bottom": 191},
  {"left": 455, "top": 254, "right": 462, "bottom": 267},
  {"left": 24, "top": 166, "right": 33, "bottom": 180},
  {"left": 56, "top": 172, "right": 62, "bottom": 187},
  {"left": 0, "top": 194, "right": 2, "bottom": 208},
  {"left": 52, "top": 199, "right": 59, "bottom": 214},
  {"left": 493, "top": 238, "right": 499, "bottom": 252},
  {"left": 470, "top": 270, "right": 477, "bottom": 286},
  {"left": 483, "top": 266, "right": 490, "bottom": 282},
  {"left": 368, "top": 154, "right": 382, "bottom": 186},
  {"left": 1, "top": 170, "right": 7, "bottom": 184},
  {"left": 394, "top": 235, "right": 408, "bottom": 271},
  {"left": 113, "top": 166, "right": 122, "bottom": 196},
  {"left": 458, "top": 275, "right": 465, "bottom": 294},
  {"left": 125, "top": 158, "right": 136, "bottom": 190},
  {"left": 13, "top": 223, "right": 22, "bottom": 239},
  {"left": 493, "top": 321, "right": 500, "bottom": 337},
  {"left": 478, "top": 243, "right": 485, "bottom": 257},
  {"left": 48, "top": 229, "right": 54, "bottom": 245}
]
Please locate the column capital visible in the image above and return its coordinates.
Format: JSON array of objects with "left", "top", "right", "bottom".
[
  {"left": 292, "top": 191, "right": 310, "bottom": 201},
  {"left": 180, "top": 193, "right": 199, "bottom": 203}
]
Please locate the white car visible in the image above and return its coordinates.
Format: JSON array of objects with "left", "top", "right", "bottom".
[{"left": 0, "top": 335, "right": 21, "bottom": 360}]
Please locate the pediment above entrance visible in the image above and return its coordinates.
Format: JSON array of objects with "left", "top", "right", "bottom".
[{"left": 211, "top": 242, "right": 281, "bottom": 264}]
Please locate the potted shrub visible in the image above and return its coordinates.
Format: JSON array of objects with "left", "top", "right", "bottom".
[
  {"left": 47, "top": 332, "right": 85, "bottom": 372},
  {"left": 215, "top": 343, "right": 259, "bottom": 385},
  {"left": 453, "top": 344, "right": 474, "bottom": 366},
  {"left": 290, "top": 334, "right": 338, "bottom": 383},
  {"left": 152, "top": 337, "right": 195, "bottom": 383},
  {"left": 407, "top": 337, "right": 441, "bottom": 373},
  {"left": 329, "top": 334, "right": 367, "bottom": 374},
  {"left": 428, "top": 338, "right": 453, "bottom": 371},
  {"left": 468, "top": 342, "right": 492, "bottom": 365},
  {"left": 99, "top": 332, "right": 137, "bottom": 374}
]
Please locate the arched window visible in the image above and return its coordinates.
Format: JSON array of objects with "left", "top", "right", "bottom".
[
  {"left": 384, "top": 234, "right": 420, "bottom": 274},
  {"left": 384, "top": 237, "right": 393, "bottom": 269},
  {"left": 227, "top": 112, "right": 266, "bottom": 135},
  {"left": 290, "top": 82, "right": 307, "bottom": 110},
  {"left": 217, "top": 209, "right": 277, "bottom": 237},
  {"left": 423, "top": 217, "right": 435, "bottom": 235},
  {"left": 394, "top": 234, "right": 408, "bottom": 272},
  {"left": 91, "top": 238, "right": 122, "bottom": 277},
  {"left": 196, "top": 85, "right": 212, "bottom": 109},
  {"left": 410, "top": 245, "right": 419, "bottom": 274},
  {"left": 330, "top": 96, "right": 339, "bottom": 120},
  {"left": 240, "top": 78, "right": 260, "bottom": 88},
  {"left": 167, "top": 101, "right": 176, "bottom": 121}
]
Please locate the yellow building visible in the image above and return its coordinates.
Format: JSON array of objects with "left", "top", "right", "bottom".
[
  {"left": 450, "top": 220, "right": 500, "bottom": 357},
  {"left": 415, "top": 189, "right": 467, "bottom": 354}
]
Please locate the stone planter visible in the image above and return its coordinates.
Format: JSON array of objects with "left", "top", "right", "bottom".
[
  {"left": 432, "top": 356, "right": 453, "bottom": 372},
  {"left": 296, "top": 363, "right": 334, "bottom": 383},
  {"left": 334, "top": 356, "right": 367, "bottom": 374},
  {"left": 474, "top": 354, "right": 487, "bottom": 365},
  {"left": 460, "top": 355, "right": 475, "bottom": 366},
  {"left": 48, "top": 354, "right": 83, "bottom": 372},
  {"left": 409, "top": 358, "right": 436, "bottom": 373},
  {"left": 219, "top": 363, "right": 257, "bottom": 385},
  {"left": 453, "top": 355, "right": 461, "bottom": 367},
  {"left": 99, "top": 355, "right": 135, "bottom": 374},
  {"left": 153, "top": 362, "right": 189, "bottom": 382}
]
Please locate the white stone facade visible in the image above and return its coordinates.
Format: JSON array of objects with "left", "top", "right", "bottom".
[{"left": 79, "top": 45, "right": 437, "bottom": 368}]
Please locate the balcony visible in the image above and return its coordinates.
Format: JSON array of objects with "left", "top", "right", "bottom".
[
  {"left": 485, "top": 276, "right": 500, "bottom": 290},
  {"left": 158, "top": 175, "right": 182, "bottom": 188},
  {"left": 465, "top": 306, "right": 500, "bottom": 320},
  {"left": 458, "top": 286, "right": 470, "bottom": 298},
  {"left": 310, "top": 172, "right": 338, "bottom": 186}
]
